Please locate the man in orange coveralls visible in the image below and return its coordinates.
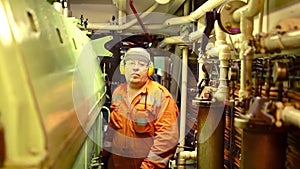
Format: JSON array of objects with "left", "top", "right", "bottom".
[{"left": 102, "top": 47, "right": 179, "bottom": 169}]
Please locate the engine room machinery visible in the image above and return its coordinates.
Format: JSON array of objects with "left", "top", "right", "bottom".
[{"left": 1, "top": 0, "right": 300, "bottom": 169}]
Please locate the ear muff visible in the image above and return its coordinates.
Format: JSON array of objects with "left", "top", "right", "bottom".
[
  {"left": 120, "top": 60, "right": 154, "bottom": 77},
  {"left": 120, "top": 60, "right": 125, "bottom": 75},
  {"left": 147, "top": 61, "right": 154, "bottom": 76}
]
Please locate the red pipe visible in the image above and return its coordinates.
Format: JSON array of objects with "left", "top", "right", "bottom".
[{"left": 129, "top": 0, "right": 152, "bottom": 42}]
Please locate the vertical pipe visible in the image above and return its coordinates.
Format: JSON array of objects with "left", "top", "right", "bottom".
[
  {"left": 179, "top": 46, "right": 188, "bottom": 151},
  {"left": 238, "top": 13, "right": 254, "bottom": 102},
  {"left": 177, "top": 2, "right": 191, "bottom": 167},
  {"left": 236, "top": 0, "right": 264, "bottom": 101},
  {"left": 117, "top": 0, "right": 126, "bottom": 30},
  {"left": 214, "top": 21, "right": 230, "bottom": 101},
  {"left": 177, "top": 46, "right": 188, "bottom": 169}
]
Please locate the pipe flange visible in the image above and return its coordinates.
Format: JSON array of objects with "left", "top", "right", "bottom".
[
  {"left": 272, "top": 62, "right": 289, "bottom": 82},
  {"left": 217, "top": 0, "right": 246, "bottom": 35}
]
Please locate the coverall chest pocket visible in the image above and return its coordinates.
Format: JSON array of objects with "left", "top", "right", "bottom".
[
  {"left": 132, "top": 103, "right": 155, "bottom": 136},
  {"left": 110, "top": 104, "right": 124, "bottom": 130}
]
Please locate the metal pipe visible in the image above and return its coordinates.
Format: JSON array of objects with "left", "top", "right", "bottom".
[
  {"left": 214, "top": 21, "right": 230, "bottom": 101},
  {"left": 179, "top": 46, "right": 188, "bottom": 152},
  {"left": 157, "top": 0, "right": 191, "bottom": 47},
  {"left": 85, "top": 0, "right": 226, "bottom": 34},
  {"left": 177, "top": 46, "right": 189, "bottom": 169},
  {"left": 233, "top": 0, "right": 265, "bottom": 22},
  {"left": 165, "top": 0, "right": 227, "bottom": 25},
  {"left": 189, "top": 27, "right": 205, "bottom": 42},
  {"left": 158, "top": 36, "right": 186, "bottom": 48},
  {"left": 177, "top": 2, "right": 191, "bottom": 162},
  {"left": 237, "top": 0, "right": 264, "bottom": 101},
  {"left": 262, "top": 30, "right": 300, "bottom": 50},
  {"left": 239, "top": 47, "right": 254, "bottom": 101},
  {"left": 281, "top": 106, "right": 300, "bottom": 128},
  {"left": 179, "top": 150, "right": 197, "bottom": 160},
  {"left": 117, "top": 0, "right": 126, "bottom": 29},
  {"left": 79, "top": 2, "right": 158, "bottom": 30}
]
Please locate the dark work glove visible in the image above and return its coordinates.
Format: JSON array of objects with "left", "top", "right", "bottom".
[{"left": 99, "top": 151, "right": 110, "bottom": 169}]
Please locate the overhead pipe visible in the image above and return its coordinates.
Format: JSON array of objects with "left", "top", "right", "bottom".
[
  {"left": 84, "top": 0, "right": 226, "bottom": 29},
  {"left": 83, "top": 0, "right": 186, "bottom": 31},
  {"left": 158, "top": 5, "right": 207, "bottom": 47},
  {"left": 189, "top": 27, "right": 205, "bottom": 42},
  {"left": 262, "top": 30, "right": 300, "bottom": 51},
  {"left": 82, "top": 0, "right": 227, "bottom": 37},
  {"left": 164, "top": 0, "right": 227, "bottom": 26},
  {"left": 158, "top": 36, "right": 186, "bottom": 48},
  {"left": 232, "top": 0, "right": 265, "bottom": 22},
  {"left": 83, "top": 0, "right": 227, "bottom": 39},
  {"left": 129, "top": 0, "right": 152, "bottom": 42},
  {"left": 78, "top": 2, "right": 159, "bottom": 30}
]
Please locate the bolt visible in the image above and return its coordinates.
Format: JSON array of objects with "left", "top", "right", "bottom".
[{"left": 225, "top": 22, "right": 232, "bottom": 28}]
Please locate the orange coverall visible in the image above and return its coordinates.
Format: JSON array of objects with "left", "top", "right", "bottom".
[{"left": 104, "top": 79, "right": 179, "bottom": 169}]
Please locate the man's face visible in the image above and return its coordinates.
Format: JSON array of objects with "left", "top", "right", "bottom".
[{"left": 124, "top": 60, "right": 149, "bottom": 87}]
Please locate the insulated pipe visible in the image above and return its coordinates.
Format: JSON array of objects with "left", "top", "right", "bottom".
[
  {"left": 239, "top": 46, "right": 253, "bottom": 101},
  {"left": 158, "top": 36, "right": 186, "bottom": 48},
  {"left": 179, "top": 150, "right": 197, "bottom": 160},
  {"left": 158, "top": 26, "right": 206, "bottom": 48},
  {"left": 84, "top": 0, "right": 226, "bottom": 33},
  {"left": 164, "top": 0, "right": 227, "bottom": 26},
  {"left": 237, "top": 0, "right": 264, "bottom": 101},
  {"left": 117, "top": 0, "right": 126, "bottom": 28},
  {"left": 179, "top": 46, "right": 188, "bottom": 152},
  {"left": 262, "top": 30, "right": 300, "bottom": 50},
  {"left": 80, "top": 2, "right": 158, "bottom": 30},
  {"left": 214, "top": 21, "right": 230, "bottom": 101},
  {"left": 233, "top": 0, "right": 265, "bottom": 22},
  {"left": 177, "top": 46, "right": 189, "bottom": 169},
  {"left": 281, "top": 106, "right": 300, "bottom": 128},
  {"left": 177, "top": 2, "right": 190, "bottom": 162},
  {"left": 158, "top": 0, "right": 191, "bottom": 48},
  {"left": 189, "top": 27, "right": 205, "bottom": 42}
]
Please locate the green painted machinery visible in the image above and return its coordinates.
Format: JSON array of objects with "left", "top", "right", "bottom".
[{"left": 0, "top": 0, "right": 111, "bottom": 168}]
